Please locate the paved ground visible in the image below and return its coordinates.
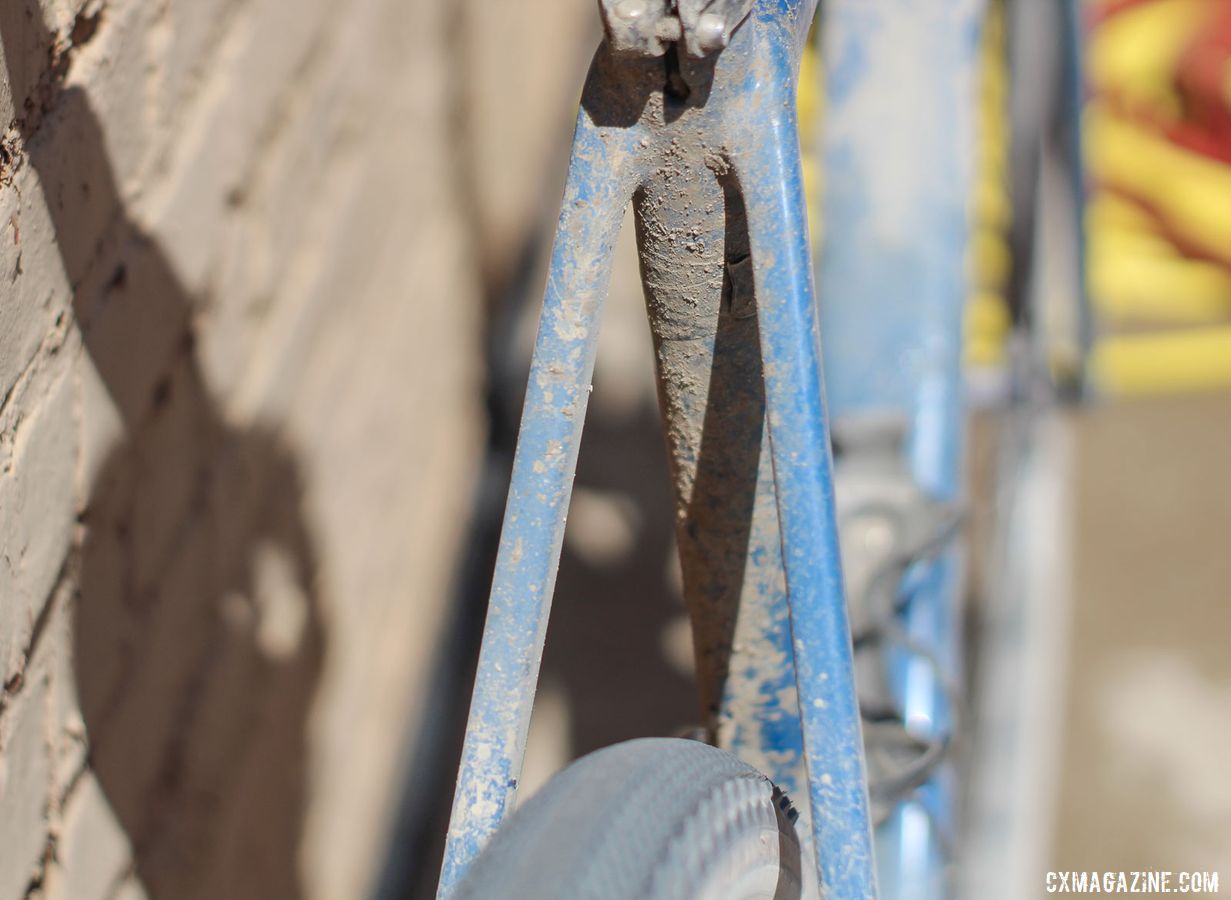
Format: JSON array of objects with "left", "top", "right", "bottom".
[{"left": 1052, "top": 389, "right": 1231, "bottom": 876}]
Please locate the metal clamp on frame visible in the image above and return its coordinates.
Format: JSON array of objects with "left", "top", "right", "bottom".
[{"left": 599, "top": 0, "right": 756, "bottom": 58}]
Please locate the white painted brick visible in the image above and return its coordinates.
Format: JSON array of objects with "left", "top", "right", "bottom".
[
  {"left": 62, "top": 0, "right": 155, "bottom": 202},
  {"left": 0, "top": 356, "right": 78, "bottom": 684},
  {"left": 84, "top": 515, "right": 214, "bottom": 759},
  {"left": 34, "top": 588, "right": 87, "bottom": 795},
  {"left": 189, "top": 0, "right": 397, "bottom": 408},
  {"left": 142, "top": 0, "right": 334, "bottom": 298},
  {"left": 0, "top": 166, "right": 75, "bottom": 405},
  {"left": 48, "top": 1, "right": 96, "bottom": 26},
  {"left": 0, "top": 187, "right": 42, "bottom": 403},
  {"left": 0, "top": 3, "right": 47, "bottom": 128},
  {"left": 0, "top": 668, "right": 52, "bottom": 899},
  {"left": 70, "top": 233, "right": 191, "bottom": 449},
  {"left": 122, "top": 353, "right": 214, "bottom": 594},
  {"left": 156, "top": 0, "right": 244, "bottom": 125},
  {"left": 47, "top": 773, "right": 133, "bottom": 900},
  {"left": 2, "top": 1, "right": 489, "bottom": 898},
  {"left": 0, "top": 1, "right": 97, "bottom": 130},
  {"left": 75, "top": 342, "right": 123, "bottom": 508},
  {"left": 109, "top": 875, "right": 147, "bottom": 900}
]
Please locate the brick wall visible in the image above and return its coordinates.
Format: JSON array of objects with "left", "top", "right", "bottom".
[{"left": 0, "top": 0, "right": 481, "bottom": 897}]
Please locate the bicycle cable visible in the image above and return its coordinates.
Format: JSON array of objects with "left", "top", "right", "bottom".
[{"left": 833, "top": 419, "right": 966, "bottom": 827}]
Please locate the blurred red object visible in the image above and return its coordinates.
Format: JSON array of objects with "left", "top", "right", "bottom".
[{"left": 1174, "top": 1, "right": 1231, "bottom": 163}]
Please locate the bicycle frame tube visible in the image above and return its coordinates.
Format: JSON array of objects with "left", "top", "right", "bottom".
[
  {"left": 815, "top": 1, "right": 984, "bottom": 896},
  {"left": 435, "top": 101, "right": 643, "bottom": 896},
  {"left": 1061, "top": 0, "right": 1094, "bottom": 390},
  {"left": 728, "top": 39, "right": 878, "bottom": 893},
  {"left": 440, "top": 2, "right": 878, "bottom": 896}
]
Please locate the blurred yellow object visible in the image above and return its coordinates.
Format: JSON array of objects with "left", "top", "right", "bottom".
[
  {"left": 800, "top": 0, "right": 1231, "bottom": 395},
  {"left": 1089, "top": 194, "right": 1231, "bottom": 322},
  {"left": 967, "top": 289, "right": 1013, "bottom": 367},
  {"left": 972, "top": 227, "right": 1012, "bottom": 295},
  {"left": 1087, "top": 0, "right": 1210, "bottom": 122},
  {"left": 1087, "top": 102, "right": 1231, "bottom": 269},
  {"left": 798, "top": 39, "right": 824, "bottom": 242},
  {"left": 966, "top": 0, "right": 1012, "bottom": 369},
  {"left": 1087, "top": 189, "right": 1157, "bottom": 234},
  {"left": 1092, "top": 250, "right": 1231, "bottom": 323},
  {"left": 1092, "top": 326, "right": 1231, "bottom": 394},
  {"left": 1085, "top": 0, "right": 1231, "bottom": 395},
  {"left": 973, "top": 172, "right": 1011, "bottom": 240}
]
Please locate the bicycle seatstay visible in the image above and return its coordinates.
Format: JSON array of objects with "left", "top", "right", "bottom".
[
  {"left": 439, "top": 2, "right": 878, "bottom": 897},
  {"left": 435, "top": 103, "right": 642, "bottom": 898}
]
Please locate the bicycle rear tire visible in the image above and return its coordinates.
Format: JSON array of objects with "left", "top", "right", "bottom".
[{"left": 453, "top": 737, "right": 803, "bottom": 900}]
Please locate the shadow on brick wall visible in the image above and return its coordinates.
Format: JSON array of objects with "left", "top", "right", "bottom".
[{"left": 3, "top": 6, "right": 323, "bottom": 898}]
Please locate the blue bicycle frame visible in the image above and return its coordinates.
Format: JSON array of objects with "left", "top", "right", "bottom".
[
  {"left": 438, "top": 1, "right": 982, "bottom": 897},
  {"left": 817, "top": 2, "right": 984, "bottom": 896}
]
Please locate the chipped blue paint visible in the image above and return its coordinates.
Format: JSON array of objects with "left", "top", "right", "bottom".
[
  {"left": 440, "top": 2, "right": 879, "bottom": 896},
  {"left": 435, "top": 100, "right": 643, "bottom": 898},
  {"left": 724, "top": 16, "right": 878, "bottom": 891}
]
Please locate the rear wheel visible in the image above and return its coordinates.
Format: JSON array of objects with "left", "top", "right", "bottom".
[{"left": 453, "top": 737, "right": 803, "bottom": 900}]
